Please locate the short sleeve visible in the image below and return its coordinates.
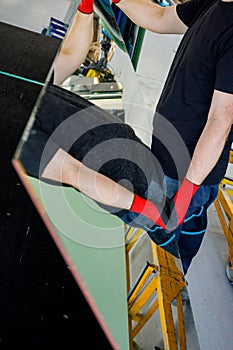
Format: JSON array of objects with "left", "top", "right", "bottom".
[
  {"left": 215, "top": 36, "right": 233, "bottom": 94},
  {"left": 176, "top": 0, "right": 213, "bottom": 27}
]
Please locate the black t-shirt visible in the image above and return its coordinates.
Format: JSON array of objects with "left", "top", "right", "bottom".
[{"left": 151, "top": 0, "right": 233, "bottom": 185}]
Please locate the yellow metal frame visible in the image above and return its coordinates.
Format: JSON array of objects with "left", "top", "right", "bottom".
[
  {"left": 125, "top": 226, "right": 187, "bottom": 350},
  {"left": 214, "top": 149, "right": 233, "bottom": 271},
  {"left": 214, "top": 184, "right": 233, "bottom": 271}
]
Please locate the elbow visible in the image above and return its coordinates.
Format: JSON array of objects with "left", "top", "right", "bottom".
[
  {"left": 225, "top": 102, "right": 233, "bottom": 125},
  {"left": 221, "top": 108, "right": 233, "bottom": 134}
]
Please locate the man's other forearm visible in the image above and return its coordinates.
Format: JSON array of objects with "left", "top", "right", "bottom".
[
  {"left": 114, "top": 0, "right": 186, "bottom": 34},
  {"left": 54, "top": 11, "right": 94, "bottom": 85},
  {"left": 186, "top": 90, "right": 233, "bottom": 185}
]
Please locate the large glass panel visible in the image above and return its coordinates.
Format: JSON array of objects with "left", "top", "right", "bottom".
[{"left": 3, "top": 0, "right": 201, "bottom": 348}]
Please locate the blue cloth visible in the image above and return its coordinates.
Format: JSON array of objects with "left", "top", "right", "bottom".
[{"left": 164, "top": 176, "right": 219, "bottom": 273}]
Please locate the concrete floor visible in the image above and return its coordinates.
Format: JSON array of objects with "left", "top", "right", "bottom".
[{"left": 135, "top": 30, "right": 233, "bottom": 350}]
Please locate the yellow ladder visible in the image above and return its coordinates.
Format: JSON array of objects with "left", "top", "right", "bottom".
[
  {"left": 214, "top": 149, "right": 233, "bottom": 279},
  {"left": 125, "top": 227, "right": 187, "bottom": 350}
]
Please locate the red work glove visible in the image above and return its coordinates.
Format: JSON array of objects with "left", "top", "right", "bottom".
[
  {"left": 78, "top": 0, "right": 94, "bottom": 14},
  {"left": 167, "top": 178, "right": 200, "bottom": 231},
  {"left": 130, "top": 194, "right": 166, "bottom": 230},
  {"left": 111, "top": 0, "right": 121, "bottom": 3}
]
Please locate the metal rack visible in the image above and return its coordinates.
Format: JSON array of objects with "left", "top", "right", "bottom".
[{"left": 125, "top": 227, "right": 187, "bottom": 350}]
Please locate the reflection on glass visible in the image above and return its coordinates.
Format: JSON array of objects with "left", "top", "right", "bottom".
[
  {"left": 10, "top": 1, "right": 200, "bottom": 349},
  {"left": 0, "top": 0, "right": 71, "bottom": 33},
  {"left": 58, "top": 12, "right": 124, "bottom": 100}
]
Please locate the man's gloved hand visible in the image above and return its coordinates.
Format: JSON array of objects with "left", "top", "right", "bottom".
[
  {"left": 126, "top": 178, "right": 199, "bottom": 256},
  {"left": 167, "top": 177, "right": 200, "bottom": 231},
  {"left": 130, "top": 194, "right": 167, "bottom": 229},
  {"left": 78, "top": 0, "right": 94, "bottom": 14},
  {"left": 128, "top": 194, "right": 180, "bottom": 257}
]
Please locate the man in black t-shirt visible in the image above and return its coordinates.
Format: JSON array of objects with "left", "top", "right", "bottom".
[{"left": 112, "top": 0, "right": 233, "bottom": 274}]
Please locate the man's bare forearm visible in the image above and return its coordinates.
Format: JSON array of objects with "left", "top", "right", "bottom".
[
  {"left": 42, "top": 148, "right": 134, "bottom": 210},
  {"left": 114, "top": 0, "right": 186, "bottom": 34}
]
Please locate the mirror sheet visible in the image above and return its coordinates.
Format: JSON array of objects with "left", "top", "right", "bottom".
[{"left": 1, "top": 0, "right": 200, "bottom": 348}]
